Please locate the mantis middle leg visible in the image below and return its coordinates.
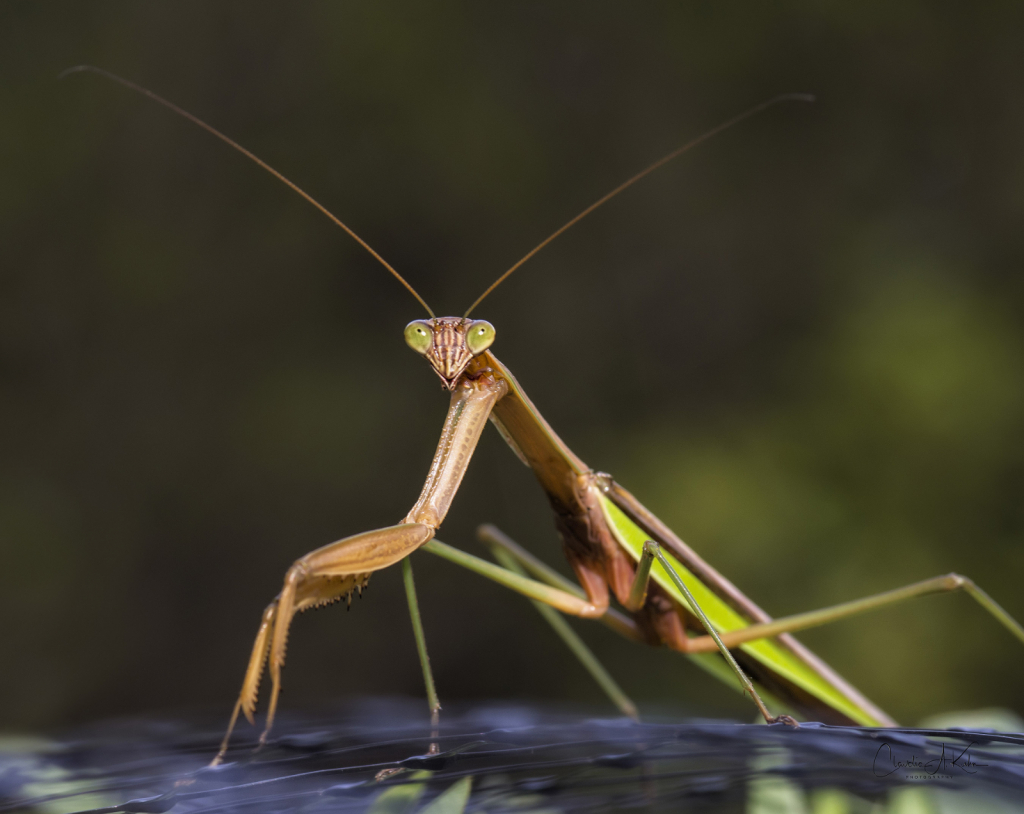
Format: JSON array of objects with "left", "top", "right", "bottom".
[{"left": 423, "top": 532, "right": 793, "bottom": 725}]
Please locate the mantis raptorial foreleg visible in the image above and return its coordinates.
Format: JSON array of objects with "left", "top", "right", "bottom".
[
  {"left": 211, "top": 372, "right": 506, "bottom": 765},
  {"left": 212, "top": 522, "right": 435, "bottom": 764}
]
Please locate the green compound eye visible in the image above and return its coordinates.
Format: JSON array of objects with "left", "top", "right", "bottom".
[
  {"left": 465, "top": 320, "right": 496, "bottom": 355},
  {"left": 404, "top": 320, "right": 433, "bottom": 355}
]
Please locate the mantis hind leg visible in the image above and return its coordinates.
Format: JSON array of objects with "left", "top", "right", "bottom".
[
  {"left": 210, "top": 522, "right": 435, "bottom": 766},
  {"left": 634, "top": 541, "right": 796, "bottom": 726},
  {"left": 680, "top": 573, "right": 1024, "bottom": 653}
]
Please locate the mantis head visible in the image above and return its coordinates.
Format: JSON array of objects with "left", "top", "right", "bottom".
[{"left": 404, "top": 317, "right": 496, "bottom": 390}]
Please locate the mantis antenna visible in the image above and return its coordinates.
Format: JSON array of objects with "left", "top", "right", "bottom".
[
  {"left": 60, "top": 65, "right": 435, "bottom": 319},
  {"left": 463, "top": 92, "right": 816, "bottom": 318}
]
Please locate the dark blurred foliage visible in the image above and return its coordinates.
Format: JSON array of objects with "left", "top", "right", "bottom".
[{"left": 1, "top": 3, "right": 1023, "bottom": 733}]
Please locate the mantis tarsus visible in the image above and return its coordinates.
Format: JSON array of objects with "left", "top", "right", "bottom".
[{"left": 65, "top": 67, "right": 1024, "bottom": 763}]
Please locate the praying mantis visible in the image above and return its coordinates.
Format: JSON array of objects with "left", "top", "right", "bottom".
[{"left": 65, "top": 67, "right": 1024, "bottom": 763}]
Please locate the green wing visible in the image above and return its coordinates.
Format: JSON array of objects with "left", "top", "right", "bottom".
[{"left": 599, "top": 495, "right": 887, "bottom": 726}]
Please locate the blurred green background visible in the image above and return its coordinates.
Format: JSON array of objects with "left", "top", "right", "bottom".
[{"left": 2, "top": 3, "right": 1023, "bottom": 732}]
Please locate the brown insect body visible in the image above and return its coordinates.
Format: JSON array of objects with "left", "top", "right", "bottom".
[
  {"left": 461, "top": 346, "right": 891, "bottom": 726},
  {"left": 67, "top": 69, "right": 1023, "bottom": 759}
]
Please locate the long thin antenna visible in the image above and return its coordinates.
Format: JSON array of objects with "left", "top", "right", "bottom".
[
  {"left": 61, "top": 65, "right": 435, "bottom": 318},
  {"left": 463, "top": 93, "right": 815, "bottom": 317}
]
